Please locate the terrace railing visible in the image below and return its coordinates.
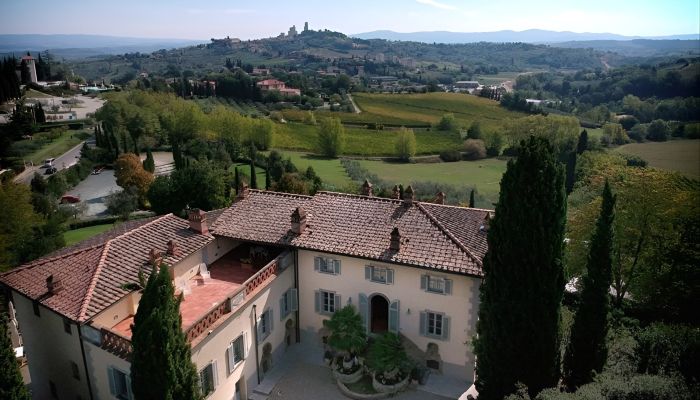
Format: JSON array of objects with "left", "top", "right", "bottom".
[{"left": 101, "top": 328, "right": 132, "bottom": 360}]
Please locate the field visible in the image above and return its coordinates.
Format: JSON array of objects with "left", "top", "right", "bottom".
[
  {"left": 281, "top": 152, "right": 355, "bottom": 189},
  {"left": 616, "top": 139, "right": 700, "bottom": 177},
  {"left": 64, "top": 223, "right": 114, "bottom": 245},
  {"left": 13, "top": 129, "right": 84, "bottom": 164},
  {"left": 273, "top": 122, "right": 462, "bottom": 156},
  {"left": 231, "top": 162, "right": 268, "bottom": 188},
  {"left": 358, "top": 158, "right": 507, "bottom": 207}
]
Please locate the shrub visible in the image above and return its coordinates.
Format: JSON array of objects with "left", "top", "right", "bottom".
[
  {"left": 367, "top": 332, "right": 411, "bottom": 383},
  {"left": 620, "top": 154, "right": 648, "bottom": 168},
  {"left": 394, "top": 127, "right": 416, "bottom": 161},
  {"left": 317, "top": 117, "right": 345, "bottom": 157},
  {"left": 646, "top": 120, "right": 670, "bottom": 142},
  {"left": 323, "top": 305, "right": 367, "bottom": 362},
  {"left": 436, "top": 113, "right": 457, "bottom": 131},
  {"left": 636, "top": 323, "right": 700, "bottom": 384},
  {"left": 628, "top": 125, "right": 647, "bottom": 142},
  {"left": 463, "top": 139, "right": 487, "bottom": 160},
  {"left": 439, "top": 150, "right": 462, "bottom": 162}
]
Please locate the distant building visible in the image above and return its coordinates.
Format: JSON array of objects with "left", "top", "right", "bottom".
[
  {"left": 252, "top": 68, "right": 270, "bottom": 76},
  {"left": 288, "top": 25, "right": 298, "bottom": 37},
  {"left": 256, "top": 79, "right": 301, "bottom": 97},
  {"left": 303, "top": 22, "right": 309, "bottom": 32},
  {"left": 20, "top": 55, "right": 38, "bottom": 83}
]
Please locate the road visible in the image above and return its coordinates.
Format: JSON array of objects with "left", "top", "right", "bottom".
[{"left": 14, "top": 140, "right": 86, "bottom": 184}]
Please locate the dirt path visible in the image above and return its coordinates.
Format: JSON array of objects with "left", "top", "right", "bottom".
[{"left": 347, "top": 93, "right": 361, "bottom": 114}]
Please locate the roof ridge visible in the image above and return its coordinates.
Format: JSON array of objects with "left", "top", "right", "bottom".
[
  {"left": 421, "top": 202, "right": 495, "bottom": 213},
  {"left": 416, "top": 202, "right": 483, "bottom": 267},
  {"left": 316, "top": 191, "right": 402, "bottom": 204},
  {"left": 76, "top": 213, "right": 173, "bottom": 322},
  {"left": 249, "top": 189, "right": 313, "bottom": 199}
]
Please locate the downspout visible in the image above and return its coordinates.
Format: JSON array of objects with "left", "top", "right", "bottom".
[
  {"left": 77, "top": 323, "right": 95, "bottom": 400},
  {"left": 293, "top": 249, "right": 300, "bottom": 343},
  {"left": 252, "top": 304, "right": 261, "bottom": 384}
]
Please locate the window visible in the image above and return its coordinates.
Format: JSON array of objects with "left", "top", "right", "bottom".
[
  {"left": 420, "top": 311, "right": 450, "bottom": 340},
  {"left": 315, "top": 290, "right": 339, "bottom": 315},
  {"left": 70, "top": 361, "right": 80, "bottom": 380},
  {"left": 365, "top": 265, "right": 394, "bottom": 284},
  {"left": 420, "top": 274, "right": 452, "bottom": 295},
  {"left": 314, "top": 256, "right": 341, "bottom": 275},
  {"left": 33, "top": 301, "right": 40, "bottom": 317},
  {"left": 199, "top": 361, "right": 218, "bottom": 397},
  {"left": 64, "top": 318, "right": 72, "bottom": 334},
  {"left": 108, "top": 367, "right": 132, "bottom": 400},
  {"left": 258, "top": 309, "right": 273, "bottom": 341},
  {"left": 279, "top": 288, "right": 298, "bottom": 320},
  {"left": 227, "top": 335, "right": 246, "bottom": 374}
]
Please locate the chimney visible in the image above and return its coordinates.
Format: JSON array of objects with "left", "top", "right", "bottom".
[
  {"left": 237, "top": 183, "right": 250, "bottom": 200},
  {"left": 361, "top": 179, "right": 373, "bottom": 196},
  {"left": 390, "top": 185, "right": 400, "bottom": 199},
  {"left": 390, "top": 227, "right": 401, "bottom": 252},
  {"left": 403, "top": 185, "right": 415, "bottom": 206},
  {"left": 46, "top": 275, "right": 63, "bottom": 295},
  {"left": 188, "top": 208, "right": 209, "bottom": 234},
  {"left": 435, "top": 191, "right": 446, "bottom": 205},
  {"left": 480, "top": 212, "right": 492, "bottom": 232},
  {"left": 166, "top": 240, "right": 181, "bottom": 257},
  {"left": 291, "top": 206, "right": 307, "bottom": 235},
  {"left": 149, "top": 248, "right": 163, "bottom": 266}
]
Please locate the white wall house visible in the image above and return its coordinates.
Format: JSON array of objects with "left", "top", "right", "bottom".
[{"left": 1, "top": 184, "right": 490, "bottom": 400}]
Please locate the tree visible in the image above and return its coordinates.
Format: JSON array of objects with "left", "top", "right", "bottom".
[
  {"left": 142, "top": 148, "right": 155, "bottom": 173},
  {"left": 317, "top": 117, "right": 345, "bottom": 157},
  {"left": 0, "top": 183, "right": 41, "bottom": 270},
  {"left": 603, "top": 123, "right": 629, "bottom": 145},
  {"left": 234, "top": 167, "right": 240, "bottom": 194},
  {"left": 467, "top": 121, "right": 482, "bottom": 139},
  {"left": 576, "top": 130, "right": 588, "bottom": 154},
  {"left": 563, "top": 181, "right": 615, "bottom": 390},
  {"left": 323, "top": 305, "right": 367, "bottom": 363},
  {"left": 646, "top": 119, "right": 670, "bottom": 142},
  {"left": 437, "top": 113, "right": 457, "bottom": 131},
  {"left": 469, "top": 189, "right": 475, "bottom": 208},
  {"left": 0, "top": 315, "right": 30, "bottom": 400},
  {"left": 265, "top": 168, "right": 270, "bottom": 190},
  {"left": 114, "top": 153, "right": 154, "bottom": 201},
  {"left": 474, "top": 136, "right": 567, "bottom": 399},
  {"left": 106, "top": 187, "right": 139, "bottom": 220},
  {"left": 565, "top": 151, "right": 576, "bottom": 195},
  {"left": 394, "top": 127, "right": 416, "bottom": 161},
  {"left": 130, "top": 264, "right": 202, "bottom": 400},
  {"left": 250, "top": 159, "right": 258, "bottom": 189},
  {"left": 147, "top": 162, "right": 231, "bottom": 215}
]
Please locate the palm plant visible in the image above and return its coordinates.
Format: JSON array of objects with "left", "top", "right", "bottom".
[
  {"left": 323, "top": 305, "right": 367, "bottom": 367},
  {"left": 367, "top": 332, "right": 411, "bottom": 383}
]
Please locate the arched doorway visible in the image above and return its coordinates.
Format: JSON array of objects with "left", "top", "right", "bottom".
[{"left": 370, "top": 295, "right": 388, "bottom": 333}]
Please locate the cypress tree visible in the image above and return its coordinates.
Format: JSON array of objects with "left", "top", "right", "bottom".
[
  {"left": 131, "top": 264, "right": 202, "bottom": 400},
  {"left": 0, "top": 315, "right": 30, "bottom": 400},
  {"left": 469, "top": 189, "right": 475, "bottom": 208},
  {"left": 250, "top": 159, "right": 257, "bottom": 189},
  {"left": 563, "top": 180, "right": 615, "bottom": 390},
  {"left": 565, "top": 151, "right": 576, "bottom": 194},
  {"left": 143, "top": 148, "right": 155, "bottom": 173},
  {"left": 576, "top": 130, "right": 588, "bottom": 155},
  {"left": 474, "top": 136, "right": 567, "bottom": 399}
]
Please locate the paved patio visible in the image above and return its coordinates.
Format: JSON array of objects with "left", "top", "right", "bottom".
[{"left": 258, "top": 343, "right": 465, "bottom": 400}]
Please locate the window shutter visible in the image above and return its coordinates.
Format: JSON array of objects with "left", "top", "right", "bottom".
[
  {"left": 212, "top": 360, "right": 219, "bottom": 388},
  {"left": 333, "top": 259, "right": 341, "bottom": 275},
  {"left": 419, "top": 312, "right": 427, "bottom": 336},
  {"left": 243, "top": 332, "right": 249, "bottom": 359},
  {"left": 389, "top": 300, "right": 400, "bottom": 333},
  {"left": 126, "top": 374, "right": 133, "bottom": 399},
  {"left": 364, "top": 265, "right": 371, "bottom": 280},
  {"left": 314, "top": 257, "right": 320, "bottom": 271},
  {"left": 386, "top": 269, "right": 394, "bottom": 284},
  {"left": 290, "top": 288, "right": 298, "bottom": 312},
  {"left": 257, "top": 317, "right": 263, "bottom": 338},
  {"left": 314, "top": 291, "right": 320, "bottom": 313},
  {"left": 444, "top": 279, "right": 453, "bottom": 295},
  {"left": 107, "top": 367, "right": 116, "bottom": 395},
  {"left": 227, "top": 343, "right": 234, "bottom": 374},
  {"left": 334, "top": 294, "right": 340, "bottom": 313},
  {"left": 442, "top": 316, "right": 451, "bottom": 340},
  {"left": 359, "top": 293, "right": 368, "bottom": 331},
  {"left": 420, "top": 275, "right": 428, "bottom": 290},
  {"left": 269, "top": 310, "right": 274, "bottom": 333},
  {"left": 279, "top": 297, "right": 286, "bottom": 320}
]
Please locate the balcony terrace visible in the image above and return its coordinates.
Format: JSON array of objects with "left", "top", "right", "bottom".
[{"left": 99, "top": 243, "right": 289, "bottom": 359}]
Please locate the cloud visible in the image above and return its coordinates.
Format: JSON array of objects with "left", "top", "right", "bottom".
[{"left": 416, "top": 0, "right": 457, "bottom": 11}]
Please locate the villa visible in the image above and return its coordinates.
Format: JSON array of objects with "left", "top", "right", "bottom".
[{"left": 0, "top": 183, "right": 490, "bottom": 400}]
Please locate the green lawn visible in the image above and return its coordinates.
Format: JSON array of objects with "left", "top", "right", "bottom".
[
  {"left": 64, "top": 223, "right": 114, "bottom": 246},
  {"left": 616, "top": 139, "right": 700, "bottom": 178},
  {"left": 282, "top": 152, "right": 354, "bottom": 189},
  {"left": 16, "top": 130, "right": 84, "bottom": 165},
  {"left": 231, "top": 162, "right": 268, "bottom": 188},
  {"left": 359, "top": 158, "right": 508, "bottom": 206}
]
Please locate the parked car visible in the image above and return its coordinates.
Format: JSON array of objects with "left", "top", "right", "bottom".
[
  {"left": 60, "top": 195, "right": 81, "bottom": 204},
  {"left": 42, "top": 158, "right": 56, "bottom": 168},
  {"left": 44, "top": 166, "right": 57, "bottom": 175}
]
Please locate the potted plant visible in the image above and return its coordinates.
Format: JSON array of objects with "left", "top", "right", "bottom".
[
  {"left": 323, "top": 305, "right": 367, "bottom": 383},
  {"left": 367, "top": 332, "right": 412, "bottom": 393}
]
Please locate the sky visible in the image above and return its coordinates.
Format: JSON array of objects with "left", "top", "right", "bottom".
[{"left": 1, "top": 0, "right": 698, "bottom": 40}]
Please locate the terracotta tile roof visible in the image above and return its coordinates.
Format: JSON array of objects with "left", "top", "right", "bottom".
[
  {"left": 212, "top": 190, "right": 488, "bottom": 276},
  {"left": 0, "top": 214, "right": 217, "bottom": 322},
  {"left": 418, "top": 203, "right": 490, "bottom": 261}
]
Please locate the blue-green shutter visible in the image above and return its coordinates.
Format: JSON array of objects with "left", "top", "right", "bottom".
[
  {"left": 290, "top": 288, "right": 298, "bottom": 311},
  {"left": 420, "top": 275, "right": 428, "bottom": 290},
  {"left": 314, "top": 291, "right": 320, "bottom": 313},
  {"left": 444, "top": 279, "right": 453, "bottom": 295},
  {"left": 108, "top": 367, "right": 116, "bottom": 395},
  {"left": 389, "top": 300, "right": 400, "bottom": 333},
  {"left": 269, "top": 310, "right": 274, "bottom": 333},
  {"left": 365, "top": 265, "right": 371, "bottom": 280},
  {"left": 419, "top": 311, "right": 427, "bottom": 336},
  {"left": 359, "top": 293, "right": 368, "bottom": 331},
  {"left": 333, "top": 259, "right": 341, "bottom": 275},
  {"left": 314, "top": 257, "right": 320, "bottom": 271},
  {"left": 334, "top": 294, "right": 340, "bottom": 313},
  {"left": 442, "top": 316, "right": 450, "bottom": 340},
  {"left": 279, "top": 297, "right": 285, "bottom": 320}
]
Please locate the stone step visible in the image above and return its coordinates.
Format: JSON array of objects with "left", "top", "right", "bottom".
[{"left": 248, "top": 392, "right": 268, "bottom": 400}]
